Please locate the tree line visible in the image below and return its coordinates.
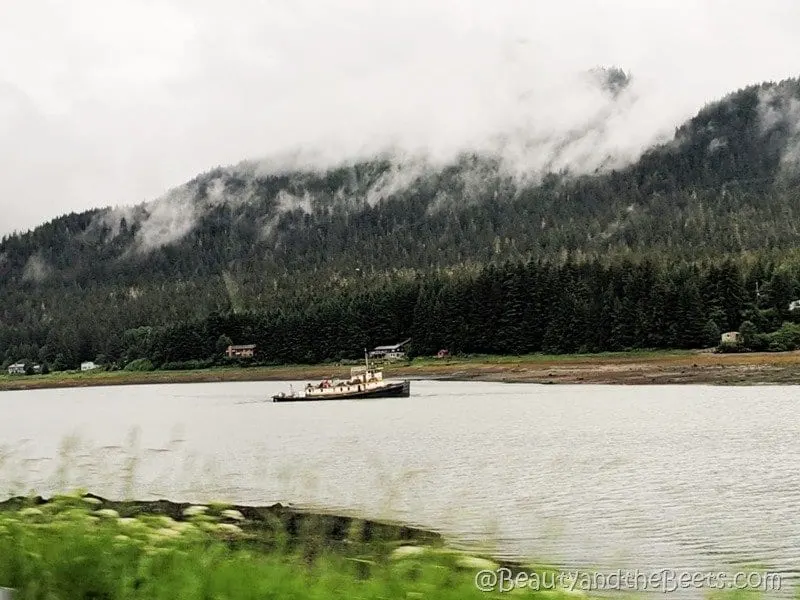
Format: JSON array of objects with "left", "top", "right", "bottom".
[{"left": 5, "top": 256, "right": 799, "bottom": 372}]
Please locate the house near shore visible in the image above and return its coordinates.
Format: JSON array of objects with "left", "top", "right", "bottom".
[
  {"left": 790, "top": 300, "right": 800, "bottom": 311},
  {"left": 7, "top": 362, "right": 25, "bottom": 375},
  {"left": 369, "top": 339, "right": 411, "bottom": 361},
  {"left": 436, "top": 349, "right": 450, "bottom": 359},
  {"left": 81, "top": 361, "right": 99, "bottom": 372},
  {"left": 226, "top": 344, "right": 256, "bottom": 359},
  {"left": 720, "top": 331, "right": 741, "bottom": 345}
]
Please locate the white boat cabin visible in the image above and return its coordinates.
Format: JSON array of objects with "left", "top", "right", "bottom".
[{"left": 303, "top": 366, "right": 384, "bottom": 397}]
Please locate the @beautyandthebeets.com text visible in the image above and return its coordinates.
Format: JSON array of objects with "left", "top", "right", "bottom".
[{"left": 474, "top": 568, "right": 783, "bottom": 593}]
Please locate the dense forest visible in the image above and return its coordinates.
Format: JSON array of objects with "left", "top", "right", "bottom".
[
  {"left": 64, "top": 258, "right": 800, "bottom": 371},
  {"left": 1, "top": 76, "right": 800, "bottom": 369}
]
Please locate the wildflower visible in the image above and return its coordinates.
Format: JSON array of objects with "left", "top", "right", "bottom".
[
  {"left": 391, "top": 546, "right": 426, "bottom": 559},
  {"left": 215, "top": 523, "right": 243, "bottom": 536},
  {"left": 170, "top": 521, "right": 195, "bottom": 533},
  {"left": 455, "top": 555, "right": 497, "bottom": 570},
  {"left": 153, "top": 527, "right": 180, "bottom": 538},
  {"left": 220, "top": 509, "right": 244, "bottom": 521},
  {"left": 182, "top": 505, "right": 208, "bottom": 517},
  {"left": 157, "top": 515, "right": 177, "bottom": 528}
]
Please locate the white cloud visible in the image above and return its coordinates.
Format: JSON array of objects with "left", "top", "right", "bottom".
[
  {"left": 758, "top": 85, "right": 800, "bottom": 173},
  {"left": 0, "top": 0, "right": 799, "bottom": 235},
  {"left": 22, "top": 253, "right": 51, "bottom": 282}
]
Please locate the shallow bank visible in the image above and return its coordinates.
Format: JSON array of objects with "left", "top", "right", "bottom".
[
  {"left": 2, "top": 349, "right": 800, "bottom": 391},
  {"left": 0, "top": 493, "right": 440, "bottom": 547}
]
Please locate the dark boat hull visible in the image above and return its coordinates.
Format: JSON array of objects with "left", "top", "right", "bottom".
[{"left": 272, "top": 380, "right": 410, "bottom": 402}]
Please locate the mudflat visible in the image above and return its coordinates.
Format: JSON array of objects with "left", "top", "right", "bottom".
[{"left": 1, "top": 350, "right": 799, "bottom": 391}]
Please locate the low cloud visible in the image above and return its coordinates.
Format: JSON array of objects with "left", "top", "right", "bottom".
[
  {"left": 757, "top": 84, "right": 800, "bottom": 174},
  {"left": 21, "top": 253, "right": 51, "bottom": 283},
  {"left": 1, "top": 0, "right": 800, "bottom": 236},
  {"left": 708, "top": 137, "right": 728, "bottom": 153}
]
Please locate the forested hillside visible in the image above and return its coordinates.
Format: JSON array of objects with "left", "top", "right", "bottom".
[{"left": 1, "top": 76, "right": 800, "bottom": 368}]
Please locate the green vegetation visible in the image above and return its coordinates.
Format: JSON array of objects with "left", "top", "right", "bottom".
[
  {"left": 0, "top": 495, "right": 783, "bottom": 599},
  {"left": 3, "top": 254, "right": 800, "bottom": 373},
  {"left": 123, "top": 358, "right": 154, "bottom": 372},
  {"left": 22, "top": 258, "right": 800, "bottom": 368},
  {"left": 1, "top": 78, "right": 800, "bottom": 368},
  {"left": 721, "top": 321, "right": 800, "bottom": 352},
  {"left": 0, "top": 495, "right": 556, "bottom": 600}
]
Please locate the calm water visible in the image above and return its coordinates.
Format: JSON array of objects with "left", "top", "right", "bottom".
[{"left": 1, "top": 381, "right": 798, "bottom": 591}]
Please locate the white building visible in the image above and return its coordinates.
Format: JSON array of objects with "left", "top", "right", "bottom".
[
  {"left": 7, "top": 362, "right": 25, "bottom": 375},
  {"left": 81, "top": 361, "right": 99, "bottom": 372},
  {"left": 368, "top": 338, "right": 411, "bottom": 361},
  {"left": 720, "top": 331, "right": 742, "bottom": 345}
]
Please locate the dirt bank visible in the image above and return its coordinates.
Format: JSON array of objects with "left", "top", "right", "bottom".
[{"left": 1, "top": 350, "right": 799, "bottom": 391}]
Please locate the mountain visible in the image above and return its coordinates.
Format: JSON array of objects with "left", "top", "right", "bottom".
[{"left": 1, "top": 76, "right": 800, "bottom": 367}]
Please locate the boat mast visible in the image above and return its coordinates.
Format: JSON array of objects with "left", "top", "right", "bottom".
[{"left": 364, "top": 347, "right": 369, "bottom": 371}]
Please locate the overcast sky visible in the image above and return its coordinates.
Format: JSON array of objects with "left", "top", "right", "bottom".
[{"left": 0, "top": 0, "right": 798, "bottom": 235}]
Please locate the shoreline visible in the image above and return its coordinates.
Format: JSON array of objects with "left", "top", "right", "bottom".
[
  {"left": 0, "top": 493, "right": 441, "bottom": 547},
  {"left": 2, "top": 349, "right": 800, "bottom": 391}
]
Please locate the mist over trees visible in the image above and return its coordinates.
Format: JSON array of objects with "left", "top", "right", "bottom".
[{"left": 1, "top": 77, "right": 800, "bottom": 369}]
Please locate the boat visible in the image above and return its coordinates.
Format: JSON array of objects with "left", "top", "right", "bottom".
[{"left": 271, "top": 352, "right": 411, "bottom": 402}]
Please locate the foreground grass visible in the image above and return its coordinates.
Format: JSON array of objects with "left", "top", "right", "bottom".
[
  {"left": 0, "top": 495, "right": 780, "bottom": 599},
  {"left": 0, "top": 495, "right": 592, "bottom": 600}
]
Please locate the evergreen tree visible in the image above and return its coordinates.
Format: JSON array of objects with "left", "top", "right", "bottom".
[
  {"left": 701, "top": 320, "right": 722, "bottom": 348},
  {"left": 215, "top": 334, "right": 233, "bottom": 357}
]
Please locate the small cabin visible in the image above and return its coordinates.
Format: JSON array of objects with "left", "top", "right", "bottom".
[
  {"left": 721, "top": 331, "right": 741, "bottom": 345},
  {"left": 368, "top": 338, "right": 411, "bottom": 361},
  {"left": 436, "top": 349, "right": 450, "bottom": 359},
  {"left": 7, "top": 362, "right": 25, "bottom": 375},
  {"left": 790, "top": 300, "right": 800, "bottom": 312},
  {"left": 81, "top": 361, "right": 99, "bottom": 372},
  {"left": 226, "top": 344, "right": 256, "bottom": 358}
]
